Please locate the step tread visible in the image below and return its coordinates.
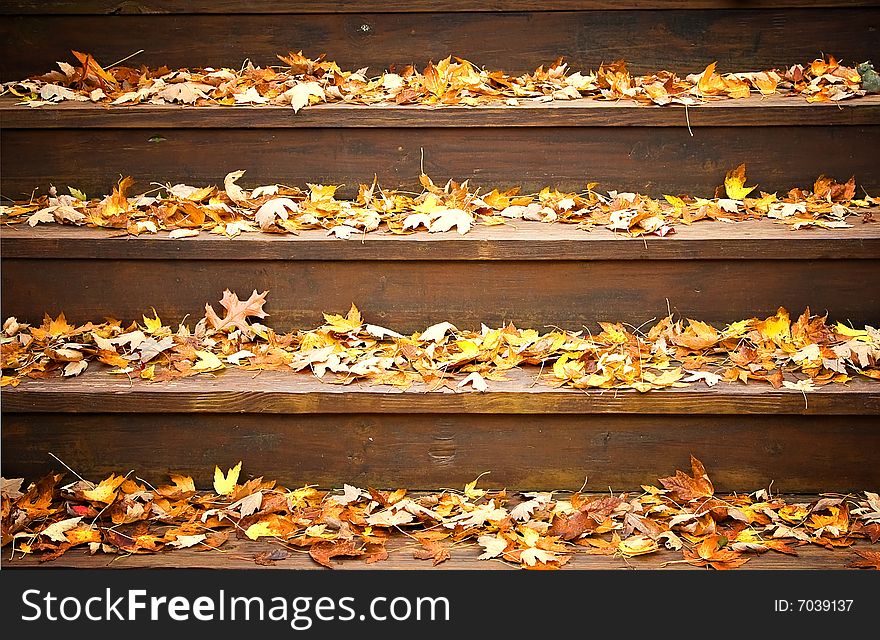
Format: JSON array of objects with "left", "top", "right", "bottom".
[
  {"left": 3, "top": 2, "right": 869, "bottom": 15},
  {"left": 3, "top": 222, "right": 879, "bottom": 260},
  {"left": 5, "top": 367, "right": 878, "bottom": 415},
  {"left": 5, "top": 498, "right": 869, "bottom": 571},
  {"left": 4, "top": 95, "right": 879, "bottom": 128}
]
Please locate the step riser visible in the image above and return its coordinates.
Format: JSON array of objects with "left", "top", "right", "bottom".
[
  {"left": 4, "top": 412, "right": 878, "bottom": 492},
  {"left": 3, "top": 126, "right": 878, "bottom": 198},
  {"left": 3, "top": 258, "right": 878, "bottom": 331},
  {"left": 2, "top": 8, "right": 877, "bottom": 81}
]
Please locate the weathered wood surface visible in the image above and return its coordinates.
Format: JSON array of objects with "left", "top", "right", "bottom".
[
  {"left": 4, "top": 222, "right": 879, "bottom": 261},
  {"left": 5, "top": 96, "right": 880, "bottom": 129},
  {"left": 3, "top": 125, "right": 878, "bottom": 198},
  {"left": 5, "top": 528, "right": 871, "bottom": 571},
  {"left": 5, "top": 368, "right": 879, "bottom": 415},
  {"left": 2, "top": 8, "right": 877, "bottom": 80},
  {"left": 4, "top": 2, "right": 874, "bottom": 15},
  {"left": 3, "top": 385, "right": 879, "bottom": 490},
  {"left": 3, "top": 253, "right": 878, "bottom": 330}
]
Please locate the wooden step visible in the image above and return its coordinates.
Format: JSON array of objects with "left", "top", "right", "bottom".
[
  {"left": 3, "top": 368, "right": 878, "bottom": 492},
  {"left": 1, "top": 2, "right": 876, "bottom": 81},
  {"left": 3, "top": 223, "right": 878, "bottom": 331},
  {"left": 2, "top": 97, "right": 878, "bottom": 197},
  {"left": 6, "top": 521, "right": 870, "bottom": 570}
]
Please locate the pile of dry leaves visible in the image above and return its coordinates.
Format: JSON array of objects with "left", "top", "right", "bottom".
[
  {"left": 3, "top": 51, "right": 875, "bottom": 109},
  {"left": 1, "top": 166, "right": 875, "bottom": 238},
  {"left": 2, "top": 289, "right": 878, "bottom": 392},
  {"left": 2, "top": 457, "right": 878, "bottom": 569}
]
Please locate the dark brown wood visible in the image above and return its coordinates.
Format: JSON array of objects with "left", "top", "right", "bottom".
[
  {"left": 4, "top": 368, "right": 879, "bottom": 416},
  {"left": 4, "top": 222, "right": 879, "bottom": 261},
  {"left": 3, "top": 389, "right": 879, "bottom": 491},
  {"left": 3, "top": 125, "right": 878, "bottom": 199},
  {"left": 4, "top": 530, "right": 871, "bottom": 570},
  {"left": 5, "top": 96, "right": 880, "bottom": 129},
  {"left": 2, "top": 9, "right": 877, "bottom": 80},
  {"left": 3, "top": 2, "right": 875, "bottom": 15},
  {"left": 3, "top": 254, "right": 878, "bottom": 331}
]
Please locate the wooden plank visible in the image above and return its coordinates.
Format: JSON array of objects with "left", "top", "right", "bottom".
[
  {"left": 4, "top": 222, "right": 879, "bottom": 261},
  {"left": 2, "top": 125, "right": 878, "bottom": 199},
  {"left": 3, "top": 2, "right": 874, "bottom": 16},
  {"left": 5, "top": 96, "right": 880, "bottom": 129},
  {"left": 3, "top": 405, "right": 879, "bottom": 490},
  {"left": 2, "top": 9, "right": 877, "bottom": 81},
  {"left": 3, "top": 255, "right": 878, "bottom": 331},
  {"left": 4, "top": 531, "right": 871, "bottom": 571},
  {"left": 4, "top": 368, "right": 878, "bottom": 416}
]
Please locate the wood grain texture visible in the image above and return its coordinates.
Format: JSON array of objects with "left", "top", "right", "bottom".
[
  {"left": 1, "top": 9, "right": 877, "bottom": 80},
  {"left": 3, "top": 126, "right": 878, "bottom": 199},
  {"left": 4, "top": 222, "right": 879, "bottom": 261},
  {"left": 3, "top": 256, "right": 878, "bottom": 331},
  {"left": 4, "top": 2, "right": 874, "bottom": 15},
  {"left": 3, "top": 406, "right": 878, "bottom": 491},
  {"left": 4, "top": 368, "right": 879, "bottom": 416},
  {"left": 6, "top": 96, "right": 880, "bottom": 129},
  {"left": 4, "top": 527, "right": 872, "bottom": 571}
]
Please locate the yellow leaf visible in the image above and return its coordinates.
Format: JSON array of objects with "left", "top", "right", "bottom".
[
  {"left": 757, "top": 308, "right": 791, "bottom": 342},
  {"left": 835, "top": 323, "right": 870, "bottom": 341},
  {"left": 193, "top": 350, "right": 225, "bottom": 372},
  {"left": 244, "top": 521, "right": 279, "bottom": 540},
  {"left": 213, "top": 461, "right": 242, "bottom": 496},
  {"left": 142, "top": 308, "right": 163, "bottom": 334},
  {"left": 724, "top": 164, "right": 757, "bottom": 200},
  {"left": 140, "top": 365, "right": 155, "bottom": 380},
  {"left": 618, "top": 535, "right": 660, "bottom": 557},
  {"left": 82, "top": 474, "right": 127, "bottom": 504},
  {"left": 663, "top": 195, "right": 686, "bottom": 208},
  {"left": 464, "top": 475, "right": 487, "bottom": 500}
]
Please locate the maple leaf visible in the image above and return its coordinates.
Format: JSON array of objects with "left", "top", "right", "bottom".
[
  {"left": 458, "top": 371, "right": 488, "bottom": 392},
  {"left": 1, "top": 477, "right": 24, "bottom": 500},
  {"left": 477, "top": 534, "right": 508, "bottom": 559},
  {"left": 285, "top": 81, "right": 326, "bottom": 113},
  {"left": 205, "top": 289, "right": 269, "bottom": 336},
  {"left": 420, "top": 321, "right": 457, "bottom": 343},
  {"left": 223, "top": 170, "right": 249, "bottom": 204},
  {"left": 157, "top": 474, "right": 196, "bottom": 499},
  {"left": 102, "top": 176, "right": 134, "bottom": 218},
  {"left": 309, "top": 539, "right": 363, "bottom": 568},
  {"left": 41, "top": 516, "right": 83, "bottom": 542},
  {"left": 659, "top": 456, "right": 715, "bottom": 502},
  {"left": 847, "top": 549, "right": 880, "bottom": 570},
  {"left": 724, "top": 164, "right": 757, "bottom": 200},
  {"left": 684, "top": 535, "right": 749, "bottom": 570},
  {"left": 192, "top": 350, "right": 225, "bottom": 373},
  {"left": 213, "top": 461, "right": 242, "bottom": 496},
  {"left": 169, "top": 534, "right": 206, "bottom": 549},
  {"left": 413, "top": 539, "right": 451, "bottom": 566},
  {"left": 254, "top": 198, "right": 298, "bottom": 230},
  {"left": 82, "top": 474, "right": 127, "bottom": 504}
]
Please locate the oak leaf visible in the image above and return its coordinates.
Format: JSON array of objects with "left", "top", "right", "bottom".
[{"left": 205, "top": 289, "right": 269, "bottom": 336}]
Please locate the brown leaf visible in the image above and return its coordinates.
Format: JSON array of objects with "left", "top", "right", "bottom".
[
  {"left": 413, "top": 539, "right": 450, "bottom": 566},
  {"left": 659, "top": 456, "right": 715, "bottom": 502},
  {"left": 364, "top": 543, "right": 389, "bottom": 565},
  {"left": 847, "top": 549, "right": 880, "bottom": 570},
  {"left": 309, "top": 539, "right": 362, "bottom": 568},
  {"left": 204, "top": 289, "right": 269, "bottom": 336},
  {"left": 255, "top": 548, "right": 289, "bottom": 565},
  {"left": 684, "top": 535, "right": 749, "bottom": 570}
]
